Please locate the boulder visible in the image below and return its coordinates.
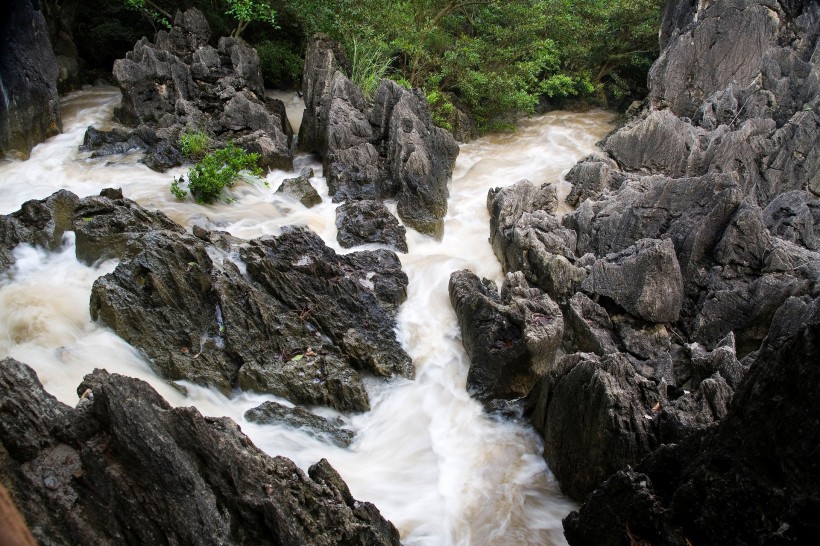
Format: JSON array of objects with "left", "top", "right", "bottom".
[
  {"left": 488, "top": 179, "right": 583, "bottom": 301},
  {"left": 0, "top": 361, "right": 400, "bottom": 545},
  {"left": 529, "top": 352, "right": 660, "bottom": 501},
  {"left": 298, "top": 37, "right": 459, "bottom": 238},
  {"left": 449, "top": 270, "right": 563, "bottom": 402},
  {"left": 108, "top": 8, "right": 292, "bottom": 170},
  {"left": 564, "top": 153, "right": 624, "bottom": 207},
  {"left": 0, "top": 189, "right": 410, "bottom": 412},
  {"left": 0, "top": 0, "right": 62, "bottom": 159},
  {"left": 335, "top": 200, "right": 408, "bottom": 252},
  {"left": 580, "top": 238, "right": 684, "bottom": 323},
  {"left": 244, "top": 401, "right": 355, "bottom": 447},
  {"left": 276, "top": 167, "right": 322, "bottom": 207}
]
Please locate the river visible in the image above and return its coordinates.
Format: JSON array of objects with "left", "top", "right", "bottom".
[{"left": 0, "top": 86, "right": 614, "bottom": 545}]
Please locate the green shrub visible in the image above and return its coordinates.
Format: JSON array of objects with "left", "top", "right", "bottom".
[
  {"left": 171, "top": 143, "right": 263, "bottom": 204},
  {"left": 255, "top": 40, "right": 304, "bottom": 88},
  {"left": 178, "top": 130, "right": 211, "bottom": 160},
  {"left": 349, "top": 37, "right": 394, "bottom": 99}
]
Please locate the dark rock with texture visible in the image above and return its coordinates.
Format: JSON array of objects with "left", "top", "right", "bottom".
[
  {"left": 0, "top": 189, "right": 410, "bottom": 413},
  {"left": 336, "top": 200, "right": 408, "bottom": 252},
  {"left": 298, "top": 36, "right": 459, "bottom": 238},
  {"left": 581, "top": 238, "right": 684, "bottom": 323},
  {"left": 107, "top": 8, "right": 292, "bottom": 171},
  {"left": 449, "top": 270, "right": 563, "bottom": 402},
  {"left": 244, "top": 401, "right": 355, "bottom": 447},
  {"left": 0, "top": 0, "right": 62, "bottom": 159},
  {"left": 276, "top": 167, "right": 322, "bottom": 207},
  {"left": 563, "top": 296, "right": 820, "bottom": 546},
  {"left": 529, "top": 352, "right": 660, "bottom": 501},
  {"left": 488, "top": 179, "right": 583, "bottom": 301},
  {"left": 0, "top": 361, "right": 400, "bottom": 545}
]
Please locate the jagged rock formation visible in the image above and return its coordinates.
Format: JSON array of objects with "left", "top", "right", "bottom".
[
  {"left": 336, "top": 200, "right": 408, "bottom": 253},
  {"left": 0, "top": 189, "right": 411, "bottom": 414},
  {"left": 95, "top": 8, "right": 292, "bottom": 171},
  {"left": 0, "top": 360, "right": 400, "bottom": 545},
  {"left": 449, "top": 270, "right": 563, "bottom": 402},
  {"left": 298, "top": 35, "right": 459, "bottom": 238},
  {"left": 0, "top": 0, "right": 62, "bottom": 160},
  {"left": 449, "top": 0, "right": 820, "bottom": 520}
]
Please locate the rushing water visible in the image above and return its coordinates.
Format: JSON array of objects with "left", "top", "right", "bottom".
[{"left": 0, "top": 86, "right": 614, "bottom": 545}]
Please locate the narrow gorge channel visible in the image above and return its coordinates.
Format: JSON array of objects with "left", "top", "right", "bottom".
[{"left": 0, "top": 86, "right": 614, "bottom": 545}]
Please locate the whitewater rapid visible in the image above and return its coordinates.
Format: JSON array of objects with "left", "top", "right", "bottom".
[{"left": 0, "top": 86, "right": 613, "bottom": 545}]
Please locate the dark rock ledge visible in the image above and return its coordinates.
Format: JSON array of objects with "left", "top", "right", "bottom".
[{"left": 0, "top": 359, "right": 400, "bottom": 545}]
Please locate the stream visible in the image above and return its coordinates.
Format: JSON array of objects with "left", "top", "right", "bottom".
[{"left": 0, "top": 86, "right": 614, "bottom": 546}]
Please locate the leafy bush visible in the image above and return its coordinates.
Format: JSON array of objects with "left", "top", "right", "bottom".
[
  {"left": 349, "top": 37, "right": 394, "bottom": 99},
  {"left": 255, "top": 40, "right": 304, "bottom": 88},
  {"left": 171, "top": 143, "right": 262, "bottom": 203},
  {"left": 178, "top": 130, "right": 211, "bottom": 160}
]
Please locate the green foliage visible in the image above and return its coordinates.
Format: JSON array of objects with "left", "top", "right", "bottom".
[
  {"left": 255, "top": 40, "right": 303, "bottom": 88},
  {"left": 225, "top": 0, "right": 277, "bottom": 38},
  {"left": 178, "top": 130, "right": 211, "bottom": 160},
  {"left": 349, "top": 37, "right": 394, "bottom": 99},
  {"left": 171, "top": 143, "right": 262, "bottom": 204},
  {"left": 122, "top": 0, "right": 172, "bottom": 30}
]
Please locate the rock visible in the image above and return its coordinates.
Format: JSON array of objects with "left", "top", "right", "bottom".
[
  {"left": 564, "top": 292, "right": 618, "bottom": 356},
  {"left": 244, "top": 401, "right": 355, "bottom": 447},
  {"left": 0, "top": 361, "right": 400, "bottom": 545},
  {"left": 380, "top": 81, "right": 460, "bottom": 237},
  {"left": 276, "top": 167, "right": 322, "bottom": 207},
  {"left": 335, "top": 200, "right": 408, "bottom": 253},
  {"left": 449, "top": 270, "right": 563, "bottom": 402},
  {"left": 529, "top": 352, "right": 660, "bottom": 501},
  {"left": 83, "top": 200, "right": 413, "bottom": 407},
  {"left": 581, "top": 238, "right": 684, "bottom": 323},
  {"left": 108, "top": 8, "right": 292, "bottom": 170},
  {"left": 763, "top": 190, "right": 820, "bottom": 251},
  {"left": 564, "top": 153, "right": 624, "bottom": 207},
  {"left": 563, "top": 296, "right": 820, "bottom": 545},
  {"left": 0, "top": 0, "right": 62, "bottom": 159},
  {"left": 488, "top": 179, "right": 583, "bottom": 300},
  {"left": 238, "top": 354, "right": 370, "bottom": 413},
  {"left": 298, "top": 37, "right": 458, "bottom": 238},
  {"left": 142, "top": 139, "right": 184, "bottom": 172}
]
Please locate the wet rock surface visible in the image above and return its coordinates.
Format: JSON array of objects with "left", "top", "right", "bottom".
[
  {"left": 0, "top": 189, "right": 411, "bottom": 414},
  {"left": 299, "top": 36, "right": 458, "bottom": 238},
  {"left": 336, "top": 200, "right": 408, "bottom": 252},
  {"left": 276, "top": 167, "right": 322, "bottom": 207},
  {"left": 0, "top": 0, "right": 62, "bottom": 160},
  {"left": 244, "top": 401, "right": 355, "bottom": 448},
  {"left": 449, "top": 270, "right": 563, "bottom": 402},
  {"left": 448, "top": 0, "right": 820, "bottom": 529},
  {"left": 0, "top": 360, "right": 400, "bottom": 545},
  {"left": 90, "top": 8, "right": 292, "bottom": 172}
]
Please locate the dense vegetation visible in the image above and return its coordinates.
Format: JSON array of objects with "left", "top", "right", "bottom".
[
  {"left": 171, "top": 143, "right": 263, "bottom": 203},
  {"left": 70, "top": 0, "right": 662, "bottom": 132}
]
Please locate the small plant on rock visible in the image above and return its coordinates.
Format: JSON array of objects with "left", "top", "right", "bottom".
[
  {"left": 171, "top": 143, "right": 263, "bottom": 204},
  {"left": 178, "top": 129, "right": 211, "bottom": 160}
]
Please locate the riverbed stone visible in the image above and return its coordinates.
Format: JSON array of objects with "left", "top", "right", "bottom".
[
  {"left": 335, "top": 200, "right": 408, "bottom": 253},
  {"left": 0, "top": 360, "right": 400, "bottom": 545},
  {"left": 449, "top": 270, "right": 563, "bottom": 402},
  {"left": 276, "top": 167, "right": 322, "bottom": 207},
  {"left": 581, "top": 238, "right": 684, "bottom": 323},
  {"left": 244, "top": 401, "right": 355, "bottom": 447}
]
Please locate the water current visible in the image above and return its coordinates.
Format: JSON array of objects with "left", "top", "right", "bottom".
[{"left": 0, "top": 86, "right": 614, "bottom": 545}]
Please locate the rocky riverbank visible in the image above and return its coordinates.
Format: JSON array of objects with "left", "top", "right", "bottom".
[{"left": 448, "top": 0, "right": 819, "bottom": 543}]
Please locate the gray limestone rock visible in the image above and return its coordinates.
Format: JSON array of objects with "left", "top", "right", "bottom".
[
  {"left": 449, "top": 270, "right": 563, "bottom": 402},
  {"left": 581, "top": 238, "right": 684, "bottom": 323},
  {"left": 244, "top": 401, "right": 355, "bottom": 447},
  {"left": 276, "top": 167, "right": 322, "bottom": 207}
]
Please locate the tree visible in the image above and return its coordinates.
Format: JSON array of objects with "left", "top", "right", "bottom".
[{"left": 225, "top": 0, "right": 276, "bottom": 38}]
